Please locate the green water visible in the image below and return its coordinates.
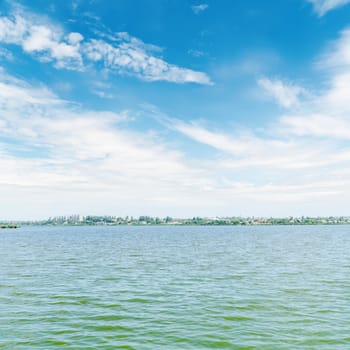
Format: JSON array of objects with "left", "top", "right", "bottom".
[{"left": 0, "top": 225, "right": 349, "bottom": 349}]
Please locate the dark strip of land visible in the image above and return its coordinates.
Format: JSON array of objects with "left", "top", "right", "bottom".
[{"left": 2, "top": 215, "right": 350, "bottom": 226}]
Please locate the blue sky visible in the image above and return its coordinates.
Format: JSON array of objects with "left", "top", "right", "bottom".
[{"left": 1, "top": 0, "right": 350, "bottom": 219}]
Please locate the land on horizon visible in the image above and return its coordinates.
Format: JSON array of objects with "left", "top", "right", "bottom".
[{"left": 2, "top": 215, "right": 350, "bottom": 227}]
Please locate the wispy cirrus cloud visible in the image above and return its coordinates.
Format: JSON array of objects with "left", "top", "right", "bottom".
[
  {"left": 258, "top": 77, "right": 307, "bottom": 108},
  {"left": 307, "top": 0, "right": 350, "bottom": 16},
  {"left": 317, "top": 28, "right": 350, "bottom": 69},
  {"left": 166, "top": 117, "right": 350, "bottom": 169},
  {"left": 0, "top": 47, "right": 13, "bottom": 61},
  {"left": 0, "top": 8, "right": 212, "bottom": 84},
  {"left": 279, "top": 114, "right": 350, "bottom": 139},
  {"left": 252, "top": 25, "right": 350, "bottom": 143},
  {"left": 191, "top": 4, "right": 209, "bottom": 14},
  {"left": 257, "top": 26, "right": 350, "bottom": 142}
]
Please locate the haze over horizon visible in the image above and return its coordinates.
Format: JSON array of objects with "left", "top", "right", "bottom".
[{"left": 1, "top": 0, "right": 350, "bottom": 220}]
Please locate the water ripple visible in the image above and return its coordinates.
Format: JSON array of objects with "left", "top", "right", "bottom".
[{"left": 1, "top": 225, "right": 350, "bottom": 349}]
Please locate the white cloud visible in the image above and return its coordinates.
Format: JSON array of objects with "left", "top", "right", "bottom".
[
  {"left": 67, "top": 32, "right": 84, "bottom": 45},
  {"left": 0, "top": 47, "right": 13, "bottom": 61},
  {"left": 279, "top": 114, "right": 350, "bottom": 139},
  {"left": 214, "top": 51, "right": 281, "bottom": 80},
  {"left": 168, "top": 118, "right": 350, "bottom": 170},
  {"left": 312, "top": 28, "right": 350, "bottom": 115},
  {"left": 274, "top": 26, "right": 350, "bottom": 140},
  {"left": 0, "top": 9, "right": 212, "bottom": 84},
  {"left": 188, "top": 49, "right": 205, "bottom": 57},
  {"left": 308, "top": 0, "right": 350, "bottom": 16},
  {"left": 0, "top": 13, "right": 27, "bottom": 44},
  {"left": 321, "top": 71, "right": 350, "bottom": 114},
  {"left": 91, "top": 89, "right": 114, "bottom": 99},
  {"left": 0, "top": 12, "right": 83, "bottom": 70},
  {"left": 83, "top": 38, "right": 212, "bottom": 84},
  {"left": 191, "top": 4, "right": 209, "bottom": 14},
  {"left": 318, "top": 28, "right": 350, "bottom": 68},
  {"left": 169, "top": 119, "right": 285, "bottom": 157},
  {"left": 258, "top": 77, "right": 306, "bottom": 108}
]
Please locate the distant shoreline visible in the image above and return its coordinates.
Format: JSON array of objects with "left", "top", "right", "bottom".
[{"left": 2, "top": 216, "right": 350, "bottom": 227}]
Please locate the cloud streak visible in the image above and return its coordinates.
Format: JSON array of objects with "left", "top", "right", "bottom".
[
  {"left": 307, "top": 0, "right": 350, "bottom": 16},
  {"left": 258, "top": 77, "right": 306, "bottom": 108},
  {"left": 317, "top": 28, "right": 350, "bottom": 69},
  {"left": 84, "top": 36, "right": 212, "bottom": 84},
  {"left": 191, "top": 4, "right": 209, "bottom": 14}
]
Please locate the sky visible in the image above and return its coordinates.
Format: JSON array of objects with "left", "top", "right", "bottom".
[{"left": 1, "top": 0, "right": 350, "bottom": 219}]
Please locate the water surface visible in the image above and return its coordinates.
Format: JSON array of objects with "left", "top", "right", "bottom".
[{"left": 0, "top": 225, "right": 349, "bottom": 349}]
